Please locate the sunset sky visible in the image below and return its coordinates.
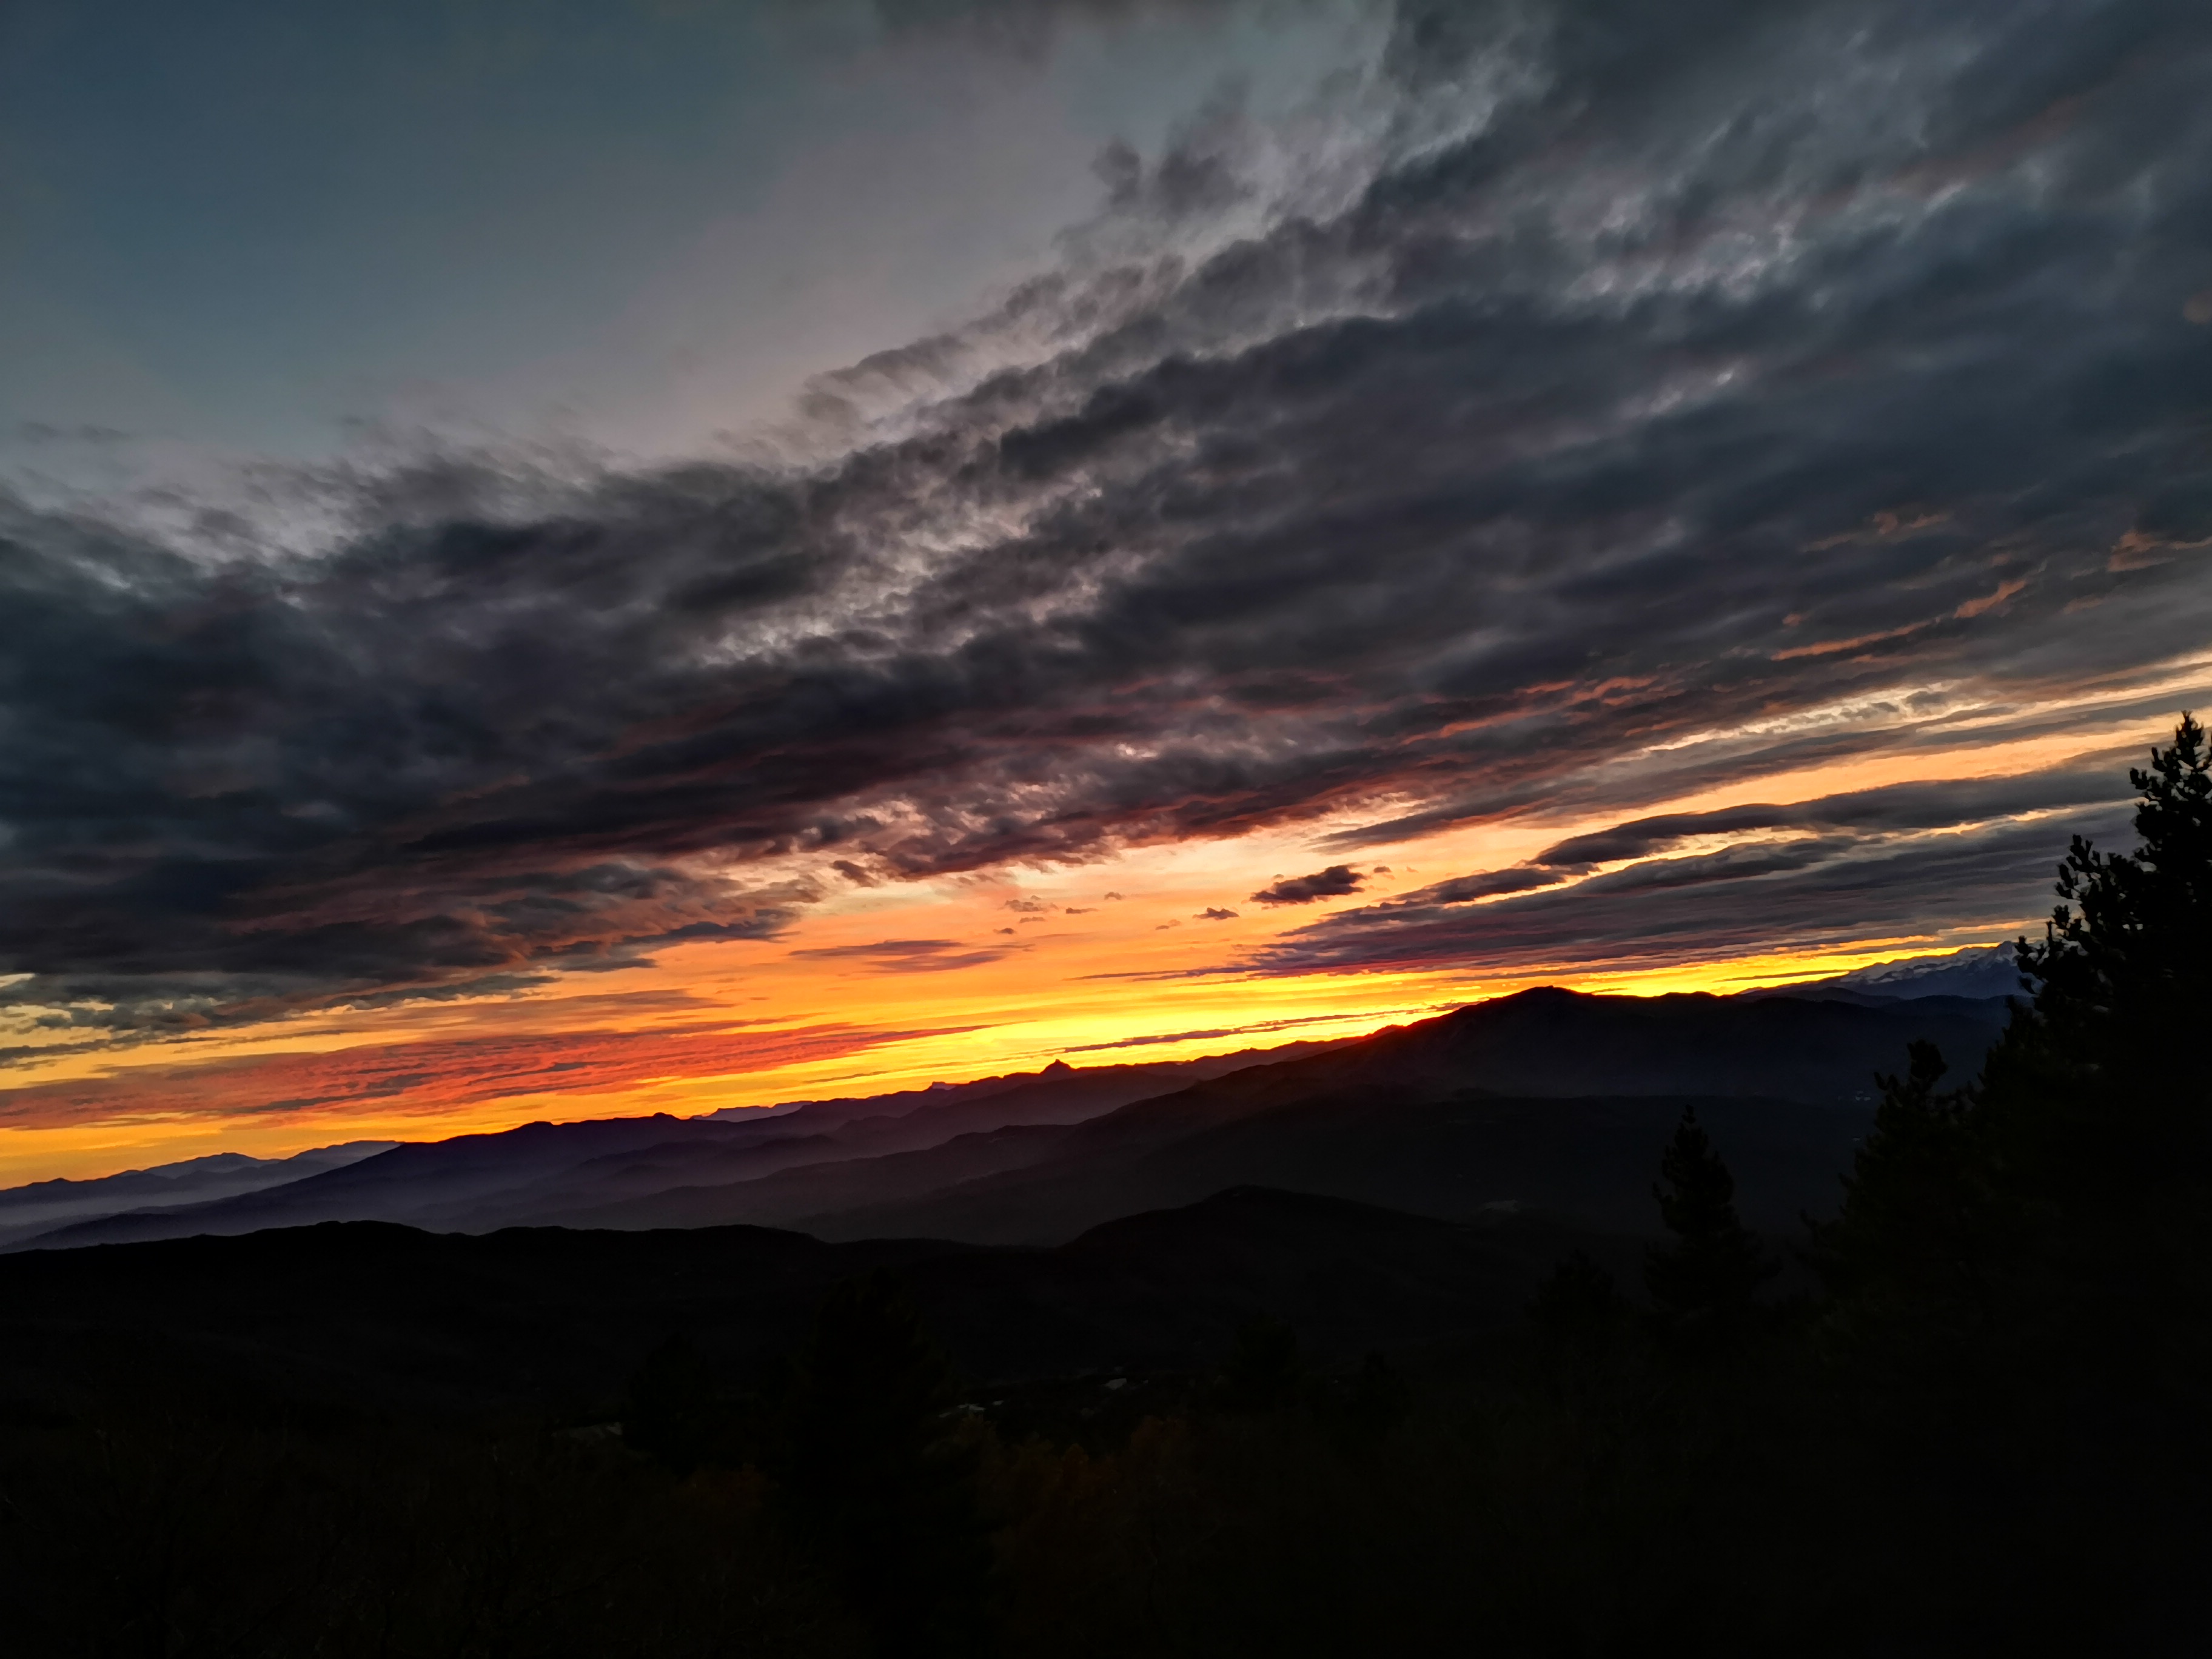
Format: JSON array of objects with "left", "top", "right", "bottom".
[{"left": 5, "top": 0, "right": 2211, "bottom": 1184}]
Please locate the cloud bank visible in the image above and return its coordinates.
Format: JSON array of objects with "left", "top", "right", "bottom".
[
  {"left": 0, "top": 1019, "right": 966, "bottom": 1130},
  {"left": 1240, "top": 760, "right": 2137, "bottom": 979},
  {"left": 5, "top": 0, "right": 2211, "bottom": 1042}
]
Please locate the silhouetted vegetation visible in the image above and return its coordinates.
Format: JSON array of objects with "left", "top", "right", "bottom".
[
  {"left": 2, "top": 722, "right": 2207, "bottom": 1654},
  {"left": 1643, "top": 1107, "right": 1778, "bottom": 1352},
  {"left": 622, "top": 1333, "right": 722, "bottom": 1476},
  {"left": 769, "top": 1272, "right": 991, "bottom": 1659},
  {"left": 1213, "top": 1316, "right": 1304, "bottom": 1415}
]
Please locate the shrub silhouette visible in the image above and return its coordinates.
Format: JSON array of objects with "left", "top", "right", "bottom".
[
  {"left": 769, "top": 1272, "right": 990, "bottom": 1659},
  {"left": 1214, "top": 1316, "right": 1304, "bottom": 1414},
  {"left": 621, "top": 1334, "right": 720, "bottom": 1476},
  {"left": 1529, "top": 1248, "right": 1629, "bottom": 1379}
]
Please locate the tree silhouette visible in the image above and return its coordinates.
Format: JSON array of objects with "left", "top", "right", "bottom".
[
  {"left": 1809, "top": 1040, "right": 1979, "bottom": 1303},
  {"left": 769, "top": 1272, "right": 990, "bottom": 1659},
  {"left": 2019, "top": 709, "right": 2211, "bottom": 1039},
  {"left": 1644, "top": 1108, "right": 1775, "bottom": 1347},
  {"left": 1822, "top": 716, "right": 2212, "bottom": 1407},
  {"left": 1990, "top": 711, "right": 2212, "bottom": 1196},
  {"left": 1803, "top": 715, "right": 2212, "bottom": 1635},
  {"left": 1827, "top": 713, "right": 2212, "bottom": 1314}
]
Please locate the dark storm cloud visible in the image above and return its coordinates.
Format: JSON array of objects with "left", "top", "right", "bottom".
[
  {"left": 7, "top": 0, "right": 2212, "bottom": 1034},
  {"left": 1240, "top": 765, "right": 2140, "bottom": 977},
  {"left": 1416, "top": 867, "right": 1571, "bottom": 903},
  {"left": 1238, "top": 816, "right": 2133, "bottom": 976},
  {"left": 1250, "top": 864, "right": 1367, "bottom": 905},
  {"left": 1529, "top": 763, "right": 2133, "bottom": 868}
]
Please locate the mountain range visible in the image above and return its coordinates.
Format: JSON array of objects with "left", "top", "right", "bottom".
[
  {"left": 1768, "top": 943, "right": 2026, "bottom": 1004},
  {"left": 7, "top": 980, "right": 2010, "bottom": 1253},
  {"left": 0, "top": 971, "right": 2023, "bottom": 1412},
  {"left": 4, "top": 1044, "right": 1333, "bottom": 1252},
  {"left": 0, "top": 1139, "right": 396, "bottom": 1250}
]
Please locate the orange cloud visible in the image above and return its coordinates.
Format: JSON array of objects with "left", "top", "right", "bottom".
[
  {"left": 1772, "top": 622, "right": 1928, "bottom": 660},
  {"left": 1954, "top": 576, "right": 2029, "bottom": 619}
]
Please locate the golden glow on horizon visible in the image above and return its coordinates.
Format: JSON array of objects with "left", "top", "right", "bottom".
[
  {"left": 0, "top": 933, "right": 1975, "bottom": 1184},
  {"left": 7, "top": 659, "right": 2202, "bottom": 1186}
]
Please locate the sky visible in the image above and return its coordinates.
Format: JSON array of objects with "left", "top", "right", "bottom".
[{"left": 5, "top": 0, "right": 2211, "bottom": 1182}]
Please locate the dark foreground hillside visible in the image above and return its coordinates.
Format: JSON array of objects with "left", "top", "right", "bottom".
[
  {"left": 0, "top": 1188, "right": 1570, "bottom": 1420},
  {"left": 0, "top": 1188, "right": 1598, "bottom": 1658}
]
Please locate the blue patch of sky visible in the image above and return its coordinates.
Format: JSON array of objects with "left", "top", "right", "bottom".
[{"left": 1, "top": 0, "right": 1366, "bottom": 463}]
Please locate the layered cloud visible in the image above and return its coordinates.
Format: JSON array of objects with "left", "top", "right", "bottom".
[
  {"left": 1241, "top": 759, "right": 2139, "bottom": 978},
  {"left": 788, "top": 938, "right": 1024, "bottom": 973},
  {"left": 1251, "top": 865, "right": 1368, "bottom": 905},
  {"left": 5, "top": 0, "right": 2211, "bottom": 1045},
  {"left": 0, "top": 1017, "right": 965, "bottom": 1130}
]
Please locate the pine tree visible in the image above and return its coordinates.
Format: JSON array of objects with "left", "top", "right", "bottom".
[
  {"left": 1644, "top": 1108, "right": 1775, "bottom": 1347},
  {"left": 1808, "top": 716, "right": 2212, "bottom": 1635},
  {"left": 1988, "top": 712, "right": 2212, "bottom": 1198},
  {"left": 2019, "top": 709, "right": 2212, "bottom": 1044},
  {"left": 1820, "top": 714, "right": 2212, "bottom": 1321},
  {"left": 1982, "top": 717, "right": 2212, "bottom": 1347}
]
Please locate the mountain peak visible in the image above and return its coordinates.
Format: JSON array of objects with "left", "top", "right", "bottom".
[{"left": 1800, "top": 945, "right": 2023, "bottom": 1001}]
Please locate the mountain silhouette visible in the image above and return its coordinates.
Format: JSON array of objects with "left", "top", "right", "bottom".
[
  {"left": 12, "top": 988, "right": 2006, "bottom": 1253},
  {"left": 1763, "top": 944, "right": 2026, "bottom": 1003},
  {"left": 545, "top": 988, "right": 2010, "bottom": 1243},
  {"left": 10, "top": 1045, "right": 1333, "bottom": 1250},
  {"left": 0, "top": 1140, "right": 396, "bottom": 1248}
]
